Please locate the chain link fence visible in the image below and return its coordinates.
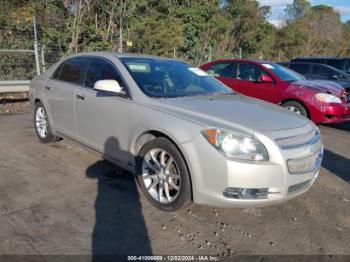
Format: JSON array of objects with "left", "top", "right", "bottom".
[
  {"left": 0, "top": 17, "right": 36, "bottom": 81},
  {"left": 0, "top": 17, "right": 62, "bottom": 82},
  {"left": 0, "top": 50, "right": 37, "bottom": 81}
]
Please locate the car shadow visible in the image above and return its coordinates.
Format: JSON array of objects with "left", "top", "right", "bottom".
[
  {"left": 322, "top": 149, "right": 350, "bottom": 183},
  {"left": 85, "top": 137, "right": 152, "bottom": 260},
  {"left": 323, "top": 121, "right": 350, "bottom": 131}
]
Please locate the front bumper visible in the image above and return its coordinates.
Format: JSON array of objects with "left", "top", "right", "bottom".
[
  {"left": 311, "top": 102, "right": 350, "bottom": 124},
  {"left": 181, "top": 124, "right": 322, "bottom": 208}
]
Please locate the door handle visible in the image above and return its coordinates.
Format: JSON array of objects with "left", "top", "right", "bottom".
[
  {"left": 45, "top": 86, "right": 52, "bottom": 91},
  {"left": 76, "top": 94, "right": 85, "bottom": 100}
]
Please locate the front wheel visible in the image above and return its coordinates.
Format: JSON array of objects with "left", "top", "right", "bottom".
[
  {"left": 136, "top": 137, "right": 192, "bottom": 211},
  {"left": 282, "top": 101, "right": 308, "bottom": 118},
  {"left": 34, "top": 102, "right": 60, "bottom": 143}
]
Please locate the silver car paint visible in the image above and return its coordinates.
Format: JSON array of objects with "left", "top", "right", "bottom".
[{"left": 31, "top": 52, "right": 321, "bottom": 208}]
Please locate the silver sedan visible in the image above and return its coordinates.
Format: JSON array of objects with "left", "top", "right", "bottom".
[{"left": 30, "top": 52, "right": 323, "bottom": 211}]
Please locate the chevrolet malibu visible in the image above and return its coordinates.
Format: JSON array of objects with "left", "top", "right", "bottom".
[{"left": 30, "top": 53, "right": 323, "bottom": 211}]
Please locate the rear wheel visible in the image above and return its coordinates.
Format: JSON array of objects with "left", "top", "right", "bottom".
[
  {"left": 136, "top": 137, "right": 192, "bottom": 211},
  {"left": 282, "top": 101, "right": 308, "bottom": 118},
  {"left": 34, "top": 101, "right": 60, "bottom": 143}
]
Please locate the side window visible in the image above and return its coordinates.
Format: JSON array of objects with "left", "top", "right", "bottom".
[
  {"left": 207, "top": 62, "right": 235, "bottom": 78},
  {"left": 237, "top": 63, "right": 266, "bottom": 82},
  {"left": 84, "top": 58, "right": 124, "bottom": 89},
  {"left": 52, "top": 63, "right": 63, "bottom": 80},
  {"left": 59, "top": 57, "right": 89, "bottom": 84},
  {"left": 325, "top": 60, "right": 343, "bottom": 70},
  {"left": 313, "top": 65, "right": 333, "bottom": 79},
  {"left": 289, "top": 64, "right": 309, "bottom": 75}
]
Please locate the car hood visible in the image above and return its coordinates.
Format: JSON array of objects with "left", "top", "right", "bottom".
[
  {"left": 153, "top": 94, "right": 310, "bottom": 134},
  {"left": 290, "top": 80, "right": 345, "bottom": 96},
  {"left": 337, "top": 80, "right": 350, "bottom": 90}
]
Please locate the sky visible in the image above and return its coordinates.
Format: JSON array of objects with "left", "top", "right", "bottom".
[{"left": 258, "top": 0, "right": 350, "bottom": 27}]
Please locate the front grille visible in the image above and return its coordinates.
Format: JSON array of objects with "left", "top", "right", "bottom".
[
  {"left": 276, "top": 128, "right": 320, "bottom": 149},
  {"left": 287, "top": 148, "right": 323, "bottom": 174}
]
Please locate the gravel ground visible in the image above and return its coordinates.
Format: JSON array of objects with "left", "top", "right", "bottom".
[
  {"left": 0, "top": 113, "right": 349, "bottom": 258},
  {"left": 0, "top": 94, "right": 30, "bottom": 114}
]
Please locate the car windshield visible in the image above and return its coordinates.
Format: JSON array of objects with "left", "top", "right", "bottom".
[
  {"left": 262, "top": 63, "right": 305, "bottom": 82},
  {"left": 331, "top": 67, "right": 350, "bottom": 79},
  {"left": 121, "top": 58, "right": 233, "bottom": 98},
  {"left": 342, "top": 61, "right": 350, "bottom": 75}
]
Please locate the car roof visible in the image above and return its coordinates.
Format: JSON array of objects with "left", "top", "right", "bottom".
[
  {"left": 290, "top": 61, "right": 333, "bottom": 67},
  {"left": 290, "top": 61, "right": 346, "bottom": 72},
  {"left": 60, "top": 51, "right": 183, "bottom": 62},
  {"left": 207, "top": 59, "right": 274, "bottom": 64},
  {"left": 293, "top": 57, "right": 350, "bottom": 61}
]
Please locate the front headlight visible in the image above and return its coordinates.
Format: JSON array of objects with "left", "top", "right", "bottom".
[
  {"left": 202, "top": 129, "right": 269, "bottom": 161},
  {"left": 315, "top": 93, "right": 342, "bottom": 103}
]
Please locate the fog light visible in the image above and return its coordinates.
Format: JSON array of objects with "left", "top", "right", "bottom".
[{"left": 223, "top": 187, "right": 269, "bottom": 199}]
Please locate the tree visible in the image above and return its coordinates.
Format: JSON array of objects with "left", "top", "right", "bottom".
[
  {"left": 218, "top": 0, "right": 275, "bottom": 58},
  {"left": 302, "top": 5, "right": 347, "bottom": 56},
  {"left": 344, "top": 20, "right": 350, "bottom": 55},
  {"left": 285, "top": 0, "right": 311, "bottom": 22},
  {"left": 1, "top": 0, "right": 349, "bottom": 68}
]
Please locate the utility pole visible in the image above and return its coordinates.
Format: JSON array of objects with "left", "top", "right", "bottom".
[
  {"left": 33, "top": 16, "right": 41, "bottom": 75},
  {"left": 239, "top": 48, "right": 242, "bottom": 59},
  {"left": 119, "top": 17, "right": 123, "bottom": 53},
  {"left": 209, "top": 44, "right": 212, "bottom": 62}
]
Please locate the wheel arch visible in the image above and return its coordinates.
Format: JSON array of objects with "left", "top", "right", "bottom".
[
  {"left": 280, "top": 98, "right": 310, "bottom": 117},
  {"left": 133, "top": 130, "right": 194, "bottom": 200}
]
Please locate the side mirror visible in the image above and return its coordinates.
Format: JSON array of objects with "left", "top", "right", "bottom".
[
  {"left": 332, "top": 74, "right": 340, "bottom": 81},
  {"left": 258, "top": 75, "right": 274, "bottom": 83},
  {"left": 93, "top": 80, "right": 125, "bottom": 95}
]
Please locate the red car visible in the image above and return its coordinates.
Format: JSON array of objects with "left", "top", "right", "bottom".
[{"left": 200, "top": 59, "right": 350, "bottom": 124}]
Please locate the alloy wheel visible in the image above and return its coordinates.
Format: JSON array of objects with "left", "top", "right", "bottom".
[
  {"left": 35, "top": 107, "right": 48, "bottom": 138},
  {"left": 286, "top": 105, "right": 302, "bottom": 115},
  {"left": 142, "top": 148, "right": 181, "bottom": 204}
]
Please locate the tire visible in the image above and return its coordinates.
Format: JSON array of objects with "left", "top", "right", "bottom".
[
  {"left": 34, "top": 101, "right": 60, "bottom": 143},
  {"left": 282, "top": 101, "right": 308, "bottom": 118},
  {"left": 136, "top": 137, "right": 192, "bottom": 211}
]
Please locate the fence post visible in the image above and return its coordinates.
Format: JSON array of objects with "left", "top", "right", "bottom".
[
  {"left": 33, "top": 16, "right": 41, "bottom": 75},
  {"left": 41, "top": 44, "right": 46, "bottom": 72},
  {"left": 118, "top": 17, "right": 123, "bottom": 53}
]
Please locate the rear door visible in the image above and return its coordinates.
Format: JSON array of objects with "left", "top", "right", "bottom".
[
  {"left": 206, "top": 62, "right": 238, "bottom": 90},
  {"left": 235, "top": 62, "right": 279, "bottom": 103},
  {"left": 45, "top": 57, "right": 89, "bottom": 138},
  {"left": 75, "top": 57, "right": 132, "bottom": 164}
]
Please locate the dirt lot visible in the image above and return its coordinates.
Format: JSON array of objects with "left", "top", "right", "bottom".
[{"left": 0, "top": 112, "right": 349, "bottom": 258}]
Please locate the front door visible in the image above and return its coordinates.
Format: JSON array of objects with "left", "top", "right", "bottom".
[
  {"left": 235, "top": 62, "right": 279, "bottom": 103},
  {"left": 74, "top": 57, "right": 132, "bottom": 164}
]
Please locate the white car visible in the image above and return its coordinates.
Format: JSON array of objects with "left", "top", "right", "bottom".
[{"left": 30, "top": 52, "right": 323, "bottom": 211}]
